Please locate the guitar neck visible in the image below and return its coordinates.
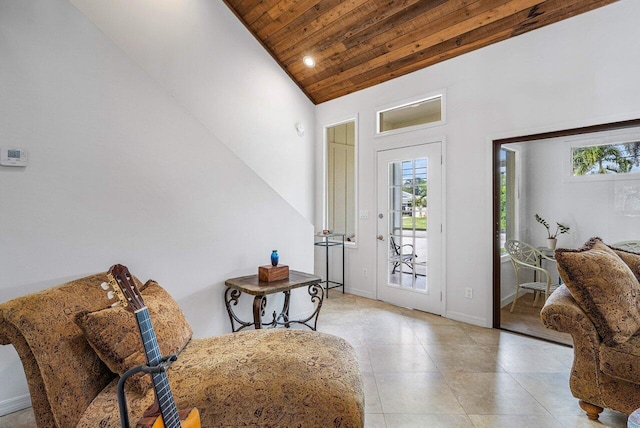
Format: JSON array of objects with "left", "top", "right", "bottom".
[{"left": 135, "top": 308, "right": 182, "bottom": 428}]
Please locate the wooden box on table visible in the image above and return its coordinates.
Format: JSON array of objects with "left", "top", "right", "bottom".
[{"left": 258, "top": 265, "right": 289, "bottom": 283}]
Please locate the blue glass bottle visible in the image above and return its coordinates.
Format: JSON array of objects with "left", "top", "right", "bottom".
[{"left": 270, "top": 250, "right": 279, "bottom": 266}]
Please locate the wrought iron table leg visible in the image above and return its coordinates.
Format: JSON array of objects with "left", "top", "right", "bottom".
[
  {"left": 325, "top": 240, "right": 329, "bottom": 297},
  {"left": 252, "top": 295, "right": 267, "bottom": 329},
  {"left": 308, "top": 283, "right": 324, "bottom": 330},
  {"left": 281, "top": 290, "right": 291, "bottom": 328},
  {"left": 225, "top": 287, "right": 255, "bottom": 332},
  {"left": 283, "top": 284, "right": 324, "bottom": 330},
  {"left": 225, "top": 280, "right": 323, "bottom": 332}
]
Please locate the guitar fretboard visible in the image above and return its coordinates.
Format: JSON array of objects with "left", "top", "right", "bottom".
[{"left": 136, "top": 308, "right": 182, "bottom": 428}]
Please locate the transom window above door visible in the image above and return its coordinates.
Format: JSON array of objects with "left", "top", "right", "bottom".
[{"left": 376, "top": 94, "right": 444, "bottom": 135}]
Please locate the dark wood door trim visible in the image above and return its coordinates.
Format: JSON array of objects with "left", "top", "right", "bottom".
[{"left": 492, "top": 118, "right": 640, "bottom": 328}]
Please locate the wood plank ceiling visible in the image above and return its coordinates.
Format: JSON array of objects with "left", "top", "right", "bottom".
[{"left": 223, "top": 0, "right": 618, "bottom": 104}]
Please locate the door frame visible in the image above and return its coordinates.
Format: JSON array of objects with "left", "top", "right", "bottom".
[
  {"left": 375, "top": 136, "right": 447, "bottom": 315},
  {"left": 491, "top": 118, "right": 640, "bottom": 328}
]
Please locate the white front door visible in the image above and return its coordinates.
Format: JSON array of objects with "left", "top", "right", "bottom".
[{"left": 376, "top": 143, "right": 443, "bottom": 314}]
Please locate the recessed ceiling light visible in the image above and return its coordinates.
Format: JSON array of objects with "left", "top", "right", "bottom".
[{"left": 302, "top": 56, "right": 316, "bottom": 68}]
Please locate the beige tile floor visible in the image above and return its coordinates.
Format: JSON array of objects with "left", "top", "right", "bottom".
[{"left": 0, "top": 292, "right": 629, "bottom": 427}]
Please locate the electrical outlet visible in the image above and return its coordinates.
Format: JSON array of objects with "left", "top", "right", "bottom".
[
  {"left": 363, "top": 268, "right": 368, "bottom": 277},
  {"left": 465, "top": 287, "right": 473, "bottom": 299}
]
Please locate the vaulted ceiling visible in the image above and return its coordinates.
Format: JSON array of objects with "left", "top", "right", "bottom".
[{"left": 223, "top": 0, "right": 617, "bottom": 104}]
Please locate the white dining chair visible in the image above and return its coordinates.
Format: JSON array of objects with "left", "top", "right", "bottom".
[{"left": 505, "top": 239, "right": 559, "bottom": 312}]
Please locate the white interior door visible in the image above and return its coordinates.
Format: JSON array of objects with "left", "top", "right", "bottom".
[{"left": 376, "top": 143, "right": 443, "bottom": 314}]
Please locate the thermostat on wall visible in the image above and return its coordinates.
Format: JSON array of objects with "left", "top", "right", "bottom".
[{"left": 0, "top": 148, "right": 28, "bottom": 167}]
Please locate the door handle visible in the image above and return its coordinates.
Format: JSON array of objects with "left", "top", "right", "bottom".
[{"left": 377, "top": 235, "right": 384, "bottom": 241}]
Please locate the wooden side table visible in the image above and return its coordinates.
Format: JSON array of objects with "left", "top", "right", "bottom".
[{"left": 224, "top": 270, "right": 323, "bottom": 332}]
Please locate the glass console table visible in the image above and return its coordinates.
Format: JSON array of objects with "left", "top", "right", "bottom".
[{"left": 314, "top": 233, "right": 345, "bottom": 297}]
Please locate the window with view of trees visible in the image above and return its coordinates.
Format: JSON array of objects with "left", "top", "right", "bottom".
[
  {"left": 572, "top": 140, "right": 640, "bottom": 176},
  {"left": 500, "top": 148, "right": 516, "bottom": 254},
  {"left": 400, "top": 159, "right": 427, "bottom": 231}
]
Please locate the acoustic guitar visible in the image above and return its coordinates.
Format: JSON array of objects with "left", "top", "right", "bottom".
[{"left": 105, "top": 264, "right": 200, "bottom": 428}]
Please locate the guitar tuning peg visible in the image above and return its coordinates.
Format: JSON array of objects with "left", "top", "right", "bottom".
[
  {"left": 110, "top": 302, "right": 119, "bottom": 308},
  {"left": 107, "top": 291, "right": 115, "bottom": 300},
  {"left": 100, "top": 282, "right": 109, "bottom": 290}
]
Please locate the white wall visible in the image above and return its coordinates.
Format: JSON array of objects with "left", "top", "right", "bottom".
[
  {"left": 69, "top": 0, "right": 316, "bottom": 222},
  {"left": 520, "top": 130, "right": 640, "bottom": 248},
  {"left": 0, "top": 0, "right": 314, "bottom": 413},
  {"left": 500, "top": 128, "right": 640, "bottom": 304},
  {"left": 315, "top": 0, "right": 640, "bottom": 327}
]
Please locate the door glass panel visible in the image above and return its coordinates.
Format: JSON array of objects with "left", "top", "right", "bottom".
[{"left": 387, "top": 157, "right": 428, "bottom": 291}]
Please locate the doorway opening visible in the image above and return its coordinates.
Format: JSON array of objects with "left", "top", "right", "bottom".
[{"left": 492, "top": 118, "right": 640, "bottom": 345}]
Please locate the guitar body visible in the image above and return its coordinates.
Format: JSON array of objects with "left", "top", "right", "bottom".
[
  {"left": 106, "top": 264, "right": 201, "bottom": 428},
  {"left": 136, "top": 408, "right": 200, "bottom": 428}
]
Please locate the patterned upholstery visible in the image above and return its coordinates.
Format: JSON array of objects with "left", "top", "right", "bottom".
[
  {"left": 74, "top": 280, "right": 193, "bottom": 395},
  {"left": 78, "top": 330, "right": 364, "bottom": 427},
  {"left": 541, "top": 238, "right": 640, "bottom": 419},
  {"left": 554, "top": 238, "right": 640, "bottom": 346},
  {"left": 600, "top": 333, "right": 640, "bottom": 384},
  {"left": 0, "top": 273, "right": 364, "bottom": 428}
]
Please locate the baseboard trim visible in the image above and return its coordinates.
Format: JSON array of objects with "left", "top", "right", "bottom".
[
  {"left": 501, "top": 289, "right": 531, "bottom": 308},
  {"left": 0, "top": 394, "right": 31, "bottom": 416},
  {"left": 343, "top": 287, "right": 374, "bottom": 300},
  {"left": 445, "top": 310, "right": 486, "bottom": 327}
]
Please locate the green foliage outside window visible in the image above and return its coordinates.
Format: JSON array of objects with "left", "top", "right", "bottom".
[
  {"left": 500, "top": 171, "right": 507, "bottom": 231},
  {"left": 572, "top": 141, "right": 640, "bottom": 175}
]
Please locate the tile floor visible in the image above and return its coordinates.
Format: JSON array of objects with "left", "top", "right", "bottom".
[{"left": 0, "top": 292, "right": 629, "bottom": 427}]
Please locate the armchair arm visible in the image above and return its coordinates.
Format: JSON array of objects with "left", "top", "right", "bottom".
[
  {"left": 541, "top": 285, "right": 604, "bottom": 405},
  {"left": 0, "top": 315, "right": 58, "bottom": 428},
  {"left": 511, "top": 258, "right": 551, "bottom": 285},
  {"left": 540, "top": 286, "right": 599, "bottom": 340},
  {"left": 540, "top": 253, "right": 556, "bottom": 263},
  {"left": 0, "top": 318, "right": 9, "bottom": 345}
]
